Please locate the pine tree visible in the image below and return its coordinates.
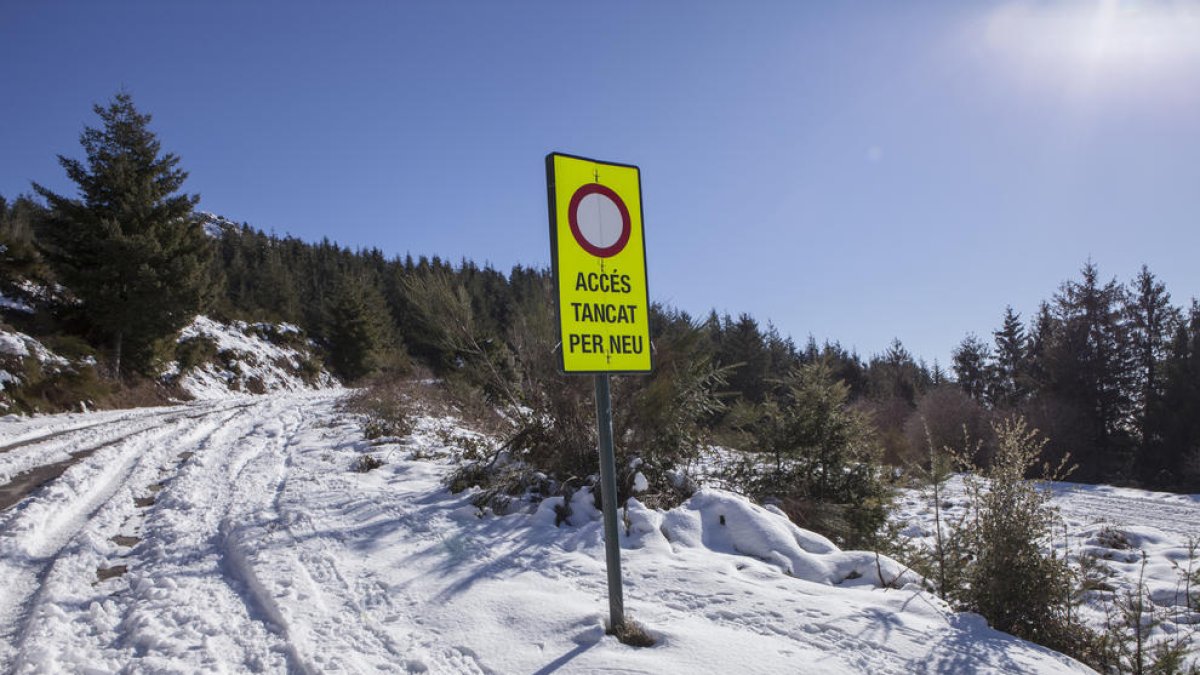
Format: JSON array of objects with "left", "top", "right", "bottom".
[
  {"left": 1127, "top": 266, "right": 1180, "bottom": 484},
  {"left": 735, "top": 360, "right": 887, "bottom": 547},
  {"left": 1024, "top": 302, "right": 1056, "bottom": 394},
  {"left": 989, "top": 306, "right": 1027, "bottom": 408},
  {"left": 931, "top": 359, "right": 948, "bottom": 386},
  {"left": 867, "top": 338, "right": 927, "bottom": 405},
  {"left": 763, "top": 322, "right": 800, "bottom": 394},
  {"left": 1048, "top": 262, "right": 1135, "bottom": 481},
  {"left": 33, "top": 93, "right": 211, "bottom": 375},
  {"left": 953, "top": 334, "right": 992, "bottom": 402},
  {"left": 719, "top": 313, "right": 770, "bottom": 403},
  {"left": 0, "top": 194, "right": 49, "bottom": 289},
  {"left": 1160, "top": 303, "right": 1200, "bottom": 490},
  {"left": 326, "top": 274, "right": 396, "bottom": 382}
]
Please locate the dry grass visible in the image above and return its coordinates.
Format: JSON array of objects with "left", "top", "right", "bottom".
[
  {"left": 608, "top": 617, "right": 656, "bottom": 648},
  {"left": 343, "top": 369, "right": 510, "bottom": 440},
  {"left": 351, "top": 454, "right": 385, "bottom": 473},
  {"left": 100, "top": 378, "right": 192, "bottom": 410}
]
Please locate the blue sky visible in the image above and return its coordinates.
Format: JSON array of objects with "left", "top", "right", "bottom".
[{"left": 3, "top": 1, "right": 1199, "bottom": 366}]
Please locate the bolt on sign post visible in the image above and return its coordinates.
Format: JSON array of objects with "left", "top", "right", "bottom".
[{"left": 545, "top": 152, "right": 652, "bottom": 631}]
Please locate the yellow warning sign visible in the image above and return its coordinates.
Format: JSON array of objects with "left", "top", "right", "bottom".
[{"left": 546, "top": 153, "right": 652, "bottom": 374}]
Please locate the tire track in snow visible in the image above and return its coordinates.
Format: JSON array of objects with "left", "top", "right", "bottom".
[
  {"left": 94, "top": 394, "right": 342, "bottom": 673},
  {"left": 0, "top": 403, "right": 253, "bottom": 672},
  {"left": 200, "top": 402, "right": 467, "bottom": 673},
  {"left": 0, "top": 405, "right": 189, "bottom": 454},
  {"left": 1053, "top": 490, "right": 1200, "bottom": 539},
  {"left": 214, "top": 401, "right": 315, "bottom": 674},
  {"left": 219, "top": 394, "right": 437, "bottom": 673},
  {"left": 0, "top": 398, "right": 250, "bottom": 460},
  {"left": 0, "top": 400, "right": 255, "bottom": 502}
]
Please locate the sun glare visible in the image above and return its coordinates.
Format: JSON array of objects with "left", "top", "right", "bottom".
[{"left": 977, "top": 1, "right": 1200, "bottom": 87}]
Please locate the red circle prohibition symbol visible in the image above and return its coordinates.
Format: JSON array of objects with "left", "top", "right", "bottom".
[{"left": 567, "top": 183, "right": 631, "bottom": 258}]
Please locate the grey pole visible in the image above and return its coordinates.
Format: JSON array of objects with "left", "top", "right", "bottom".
[{"left": 593, "top": 373, "right": 625, "bottom": 630}]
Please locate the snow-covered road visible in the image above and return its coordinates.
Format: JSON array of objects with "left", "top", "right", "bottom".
[
  {"left": 0, "top": 393, "right": 1091, "bottom": 673},
  {"left": 0, "top": 394, "right": 323, "bottom": 671},
  {"left": 1047, "top": 481, "right": 1200, "bottom": 540}
]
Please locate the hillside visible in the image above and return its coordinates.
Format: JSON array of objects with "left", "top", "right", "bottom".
[{"left": 0, "top": 314, "right": 338, "bottom": 414}]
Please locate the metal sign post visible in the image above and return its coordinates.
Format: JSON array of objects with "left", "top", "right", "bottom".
[
  {"left": 593, "top": 373, "right": 624, "bottom": 628},
  {"left": 545, "top": 152, "right": 652, "bottom": 632}
]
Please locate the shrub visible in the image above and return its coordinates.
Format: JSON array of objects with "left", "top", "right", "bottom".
[
  {"left": 444, "top": 305, "right": 726, "bottom": 515},
  {"left": 723, "top": 360, "right": 890, "bottom": 548},
  {"left": 0, "top": 335, "right": 113, "bottom": 413},
  {"left": 903, "top": 385, "right": 995, "bottom": 469},
  {"left": 614, "top": 323, "right": 730, "bottom": 507},
  {"left": 913, "top": 418, "right": 1100, "bottom": 663},
  {"left": 1083, "top": 542, "right": 1200, "bottom": 673},
  {"left": 342, "top": 379, "right": 416, "bottom": 441},
  {"left": 296, "top": 355, "right": 326, "bottom": 386},
  {"left": 39, "top": 333, "right": 98, "bottom": 361},
  {"left": 352, "top": 454, "right": 384, "bottom": 473},
  {"left": 176, "top": 335, "right": 219, "bottom": 372}
]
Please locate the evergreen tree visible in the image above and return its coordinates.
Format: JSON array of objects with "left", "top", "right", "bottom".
[
  {"left": 0, "top": 194, "right": 49, "bottom": 289},
  {"left": 1048, "top": 262, "right": 1134, "bottom": 481},
  {"left": 1127, "top": 266, "right": 1179, "bottom": 484},
  {"left": 762, "top": 322, "right": 800, "bottom": 395},
  {"left": 817, "top": 340, "right": 867, "bottom": 399},
  {"left": 930, "top": 360, "right": 948, "bottom": 386},
  {"left": 1160, "top": 303, "right": 1200, "bottom": 490},
  {"left": 867, "top": 338, "right": 927, "bottom": 405},
  {"left": 989, "top": 306, "right": 1027, "bottom": 408},
  {"left": 953, "top": 334, "right": 992, "bottom": 402},
  {"left": 719, "top": 313, "right": 770, "bottom": 403},
  {"left": 32, "top": 93, "right": 211, "bottom": 374},
  {"left": 1024, "top": 302, "right": 1056, "bottom": 394},
  {"left": 732, "top": 361, "right": 887, "bottom": 547},
  {"left": 326, "top": 274, "right": 396, "bottom": 382}
]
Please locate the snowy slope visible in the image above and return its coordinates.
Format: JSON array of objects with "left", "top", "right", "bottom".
[
  {"left": 0, "top": 393, "right": 1090, "bottom": 673},
  {"left": 168, "top": 315, "right": 339, "bottom": 399},
  {"left": 0, "top": 329, "right": 69, "bottom": 395},
  {"left": 0, "top": 328, "right": 83, "bottom": 413}
]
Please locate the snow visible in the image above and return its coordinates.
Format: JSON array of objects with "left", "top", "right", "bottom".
[
  {"left": 0, "top": 329, "right": 70, "bottom": 395},
  {"left": 0, "top": 393, "right": 1091, "bottom": 673},
  {"left": 0, "top": 281, "right": 58, "bottom": 315},
  {"left": 171, "top": 315, "right": 339, "bottom": 399},
  {"left": 0, "top": 333, "right": 29, "bottom": 358},
  {"left": 632, "top": 470, "right": 649, "bottom": 493},
  {"left": 893, "top": 476, "right": 1200, "bottom": 669},
  {"left": 0, "top": 292, "right": 33, "bottom": 314},
  {"left": 198, "top": 211, "right": 235, "bottom": 239},
  {"left": 0, "top": 331, "right": 68, "bottom": 367}
]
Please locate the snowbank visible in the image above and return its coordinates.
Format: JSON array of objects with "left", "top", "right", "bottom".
[
  {"left": 532, "top": 486, "right": 917, "bottom": 588},
  {"left": 168, "top": 316, "right": 339, "bottom": 399},
  {"left": 658, "top": 490, "right": 916, "bottom": 587},
  {"left": 0, "top": 330, "right": 67, "bottom": 369}
]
